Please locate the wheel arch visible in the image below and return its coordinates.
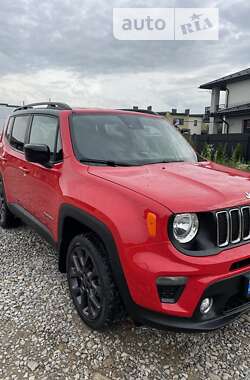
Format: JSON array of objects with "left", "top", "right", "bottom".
[{"left": 58, "top": 204, "right": 133, "bottom": 311}]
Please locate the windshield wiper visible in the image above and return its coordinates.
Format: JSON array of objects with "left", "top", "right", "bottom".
[
  {"left": 141, "top": 159, "right": 186, "bottom": 165},
  {"left": 157, "top": 159, "right": 185, "bottom": 163},
  {"left": 79, "top": 158, "right": 135, "bottom": 167}
]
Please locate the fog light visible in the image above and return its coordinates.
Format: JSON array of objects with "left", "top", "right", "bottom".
[{"left": 200, "top": 297, "right": 213, "bottom": 314}]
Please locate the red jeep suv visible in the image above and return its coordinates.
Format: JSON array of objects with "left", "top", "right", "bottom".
[{"left": 0, "top": 102, "right": 250, "bottom": 331}]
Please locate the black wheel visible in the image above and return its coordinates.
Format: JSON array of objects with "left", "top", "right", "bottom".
[
  {"left": 67, "top": 234, "right": 124, "bottom": 330},
  {"left": 0, "top": 179, "right": 18, "bottom": 229}
]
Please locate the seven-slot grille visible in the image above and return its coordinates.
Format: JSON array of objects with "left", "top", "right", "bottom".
[{"left": 216, "top": 206, "right": 250, "bottom": 247}]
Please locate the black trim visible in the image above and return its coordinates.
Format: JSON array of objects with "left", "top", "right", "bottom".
[
  {"left": 130, "top": 301, "right": 250, "bottom": 332},
  {"left": 14, "top": 102, "right": 72, "bottom": 112},
  {"left": 156, "top": 277, "right": 187, "bottom": 303},
  {"left": 58, "top": 204, "right": 135, "bottom": 312},
  {"left": 156, "top": 276, "right": 187, "bottom": 286},
  {"left": 118, "top": 108, "right": 160, "bottom": 115},
  {"left": 11, "top": 109, "right": 67, "bottom": 117},
  {"left": 168, "top": 212, "right": 220, "bottom": 257},
  {"left": 8, "top": 203, "right": 56, "bottom": 249},
  {"left": 231, "top": 257, "right": 250, "bottom": 271},
  {"left": 54, "top": 124, "right": 63, "bottom": 163}
]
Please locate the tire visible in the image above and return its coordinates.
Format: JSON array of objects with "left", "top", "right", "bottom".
[
  {"left": 0, "top": 179, "right": 18, "bottom": 229},
  {"left": 66, "top": 233, "right": 124, "bottom": 330}
]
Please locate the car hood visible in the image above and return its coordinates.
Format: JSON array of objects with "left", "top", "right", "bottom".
[{"left": 88, "top": 161, "right": 250, "bottom": 213}]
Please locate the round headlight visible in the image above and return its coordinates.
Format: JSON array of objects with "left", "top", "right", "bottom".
[{"left": 173, "top": 213, "right": 199, "bottom": 243}]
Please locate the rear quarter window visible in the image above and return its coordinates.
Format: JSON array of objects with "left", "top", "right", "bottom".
[
  {"left": 10, "top": 115, "right": 30, "bottom": 152},
  {"left": 5, "top": 117, "right": 14, "bottom": 142}
]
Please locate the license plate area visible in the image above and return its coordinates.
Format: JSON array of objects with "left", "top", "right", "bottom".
[{"left": 244, "top": 274, "right": 250, "bottom": 299}]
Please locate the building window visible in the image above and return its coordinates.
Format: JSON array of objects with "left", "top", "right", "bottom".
[
  {"left": 193, "top": 120, "right": 198, "bottom": 126},
  {"left": 243, "top": 120, "right": 250, "bottom": 134},
  {"left": 173, "top": 118, "right": 184, "bottom": 127}
]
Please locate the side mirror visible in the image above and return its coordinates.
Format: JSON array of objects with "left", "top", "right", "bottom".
[{"left": 24, "top": 144, "right": 51, "bottom": 167}]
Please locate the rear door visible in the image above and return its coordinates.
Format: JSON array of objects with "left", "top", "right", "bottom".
[{"left": 1, "top": 115, "right": 31, "bottom": 206}]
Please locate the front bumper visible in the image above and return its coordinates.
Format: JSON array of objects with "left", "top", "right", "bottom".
[
  {"left": 119, "top": 240, "right": 250, "bottom": 330},
  {"left": 131, "top": 272, "right": 250, "bottom": 331},
  {"left": 132, "top": 301, "right": 250, "bottom": 332}
]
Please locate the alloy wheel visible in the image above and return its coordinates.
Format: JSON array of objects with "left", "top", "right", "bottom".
[{"left": 68, "top": 245, "right": 102, "bottom": 320}]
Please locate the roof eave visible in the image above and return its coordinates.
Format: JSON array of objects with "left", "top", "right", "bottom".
[
  {"left": 199, "top": 83, "right": 227, "bottom": 90},
  {"left": 216, "top": 109, "right": 250, "bottom": 117}
]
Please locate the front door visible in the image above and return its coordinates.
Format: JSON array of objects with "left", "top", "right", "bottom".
[{"left": 22, "top": 114, "right": 63, "bottom": 239}]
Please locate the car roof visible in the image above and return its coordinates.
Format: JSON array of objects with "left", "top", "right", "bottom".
[
  {"left": 11, "top": 102, "right": 161, "bottom": 118},
  {"left": 12, "top": 107, "right": 162, "bottom": 118}
]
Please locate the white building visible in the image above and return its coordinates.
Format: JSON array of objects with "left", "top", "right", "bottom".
[
  {"left": 200, "top": 68, "right": 250, "bottom": 134},
  {"left": 159, "top": 109, "right": 205, "bottom": 135}
]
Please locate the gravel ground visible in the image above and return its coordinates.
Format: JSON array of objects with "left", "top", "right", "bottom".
[{"left": 0, "top": 225, "right": 250, "bottom": 380}]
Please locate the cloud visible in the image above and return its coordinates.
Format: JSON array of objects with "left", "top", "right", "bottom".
[{"left": 0, "top": 0, "right": 249, "bottom": 112}]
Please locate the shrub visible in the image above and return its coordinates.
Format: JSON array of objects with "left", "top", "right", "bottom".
[
  {"left": 214, "top": 144, "right": 224, "bottom": 163},
  {"left": 232, "top": 143, "right": 243, "bottom": 164},
  {"left": 201, "top": 143, "right": 213, "bottom": 160},
  {"left": 222, "top": 143, "right": 228, "bottom": 162}
]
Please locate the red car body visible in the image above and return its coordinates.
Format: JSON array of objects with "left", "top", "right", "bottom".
[{"left": 0, "top": 105, "right": 250, "bottom": 331}]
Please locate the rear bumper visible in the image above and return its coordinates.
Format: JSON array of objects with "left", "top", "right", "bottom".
[{"left": 130, "top": 271, "right": 250, "bottom": 331}]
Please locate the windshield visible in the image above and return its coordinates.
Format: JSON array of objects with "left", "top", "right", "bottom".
[{"left": 70, "top": 113, "right": 198, "bottom": 166}]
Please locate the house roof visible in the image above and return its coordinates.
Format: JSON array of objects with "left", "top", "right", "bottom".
[
  {"left": 199, "top": 68, "right": 250, "bottom": 90},
  {"left": 216, "top": 102, "right": 250, "bottom": 116},
  {"left": 159, "top": 111, "right": 203, "bottom": 117}
]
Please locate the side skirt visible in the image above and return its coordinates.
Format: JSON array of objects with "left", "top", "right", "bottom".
[{"left": 8, "top": 203, "right": 57, "bottom": 250}]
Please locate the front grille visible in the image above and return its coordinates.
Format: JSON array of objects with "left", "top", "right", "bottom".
[{"left": 216, "top": 206, "right": 250, "bottom": 247}]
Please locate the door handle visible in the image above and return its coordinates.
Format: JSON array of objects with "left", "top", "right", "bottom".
[
  {"left": 18, "top": 166, "right": 30, "bottom": 174},
  {"left": 0, "top": 156, "right": 7, "bottom": 162}
]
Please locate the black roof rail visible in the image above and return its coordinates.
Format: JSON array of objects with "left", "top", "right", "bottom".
[
  {"left": 0, "top": 103, "right": 19, "bottom": 108},
  {"left": 14, "top": 102, "right": 72, "bottom": 112},
  {"left": 118, "top": 108, "right": 159, "bottom": 115}
]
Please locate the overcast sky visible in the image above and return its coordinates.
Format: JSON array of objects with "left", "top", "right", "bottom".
[{"left": 0, "top": 0, "right": 249, "bottom": 113}]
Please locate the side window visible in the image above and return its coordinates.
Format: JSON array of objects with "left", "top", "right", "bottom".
[
  {"left": 10, "top": 116, "right": 30, "bottom": 152},
  {"left": 5, "top": 117, "right": 14, "bottom": 142},
  {"left": 29, "top": 115, "right": 59, "bottom": 160}
]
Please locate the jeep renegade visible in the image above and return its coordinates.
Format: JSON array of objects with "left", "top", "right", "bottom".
[{"left": 0, "top": 102, "right": 250, "bottom": 331}]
